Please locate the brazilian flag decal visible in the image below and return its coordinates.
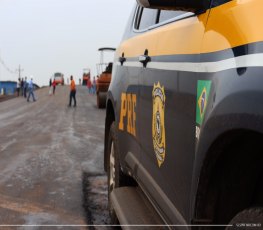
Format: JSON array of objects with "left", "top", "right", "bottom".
[{"left": 196, "top": 80, "right": 212, "bottom": 126}]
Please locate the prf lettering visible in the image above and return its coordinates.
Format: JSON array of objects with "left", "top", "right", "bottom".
[{"left": 119, "top": 93, "right": 137, "bottom": 137}]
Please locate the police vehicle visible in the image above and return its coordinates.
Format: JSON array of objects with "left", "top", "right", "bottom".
[{"left": 104, "top": 0, "right": 263, "bottom": 228}]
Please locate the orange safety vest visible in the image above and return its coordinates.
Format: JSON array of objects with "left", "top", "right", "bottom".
[{"left": 70, "top": 80, "right": 76, "bottom": 91}]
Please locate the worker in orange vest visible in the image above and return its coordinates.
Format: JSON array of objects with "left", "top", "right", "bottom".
[{"left": 68, "top": 75, "right": 76, "bottom": 107}]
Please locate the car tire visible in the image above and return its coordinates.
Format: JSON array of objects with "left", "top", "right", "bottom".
[
  {"left": 106, "top": 122, "right": 125, "bottom": 225},
  {"left": 226, "top": 207, "right": 263, "bottom": 230},
  {"left": 97, "top": 92, "right": 106, "bottom": 109}
]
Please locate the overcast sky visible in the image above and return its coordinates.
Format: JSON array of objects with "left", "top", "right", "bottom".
[{"left": 0, "top": 0, "right": 135, "bottom": 86}]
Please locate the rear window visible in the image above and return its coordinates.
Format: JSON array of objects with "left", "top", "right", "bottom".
[
  {"left": 158, "top": 10, "right": 186, "bottom": 24},
  {"left": 138, "top": 8, "right": 158, "bottom": 30},
  {"left": 134, "top": 6, "right": 189, "bottom": 31}
]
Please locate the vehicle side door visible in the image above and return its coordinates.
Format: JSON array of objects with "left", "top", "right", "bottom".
[
  {"left": 136, "top": 8, "right": 210, "bottom": 224},
  {"left": 112, "top": 6, "right": 159, "bottom": 176}
]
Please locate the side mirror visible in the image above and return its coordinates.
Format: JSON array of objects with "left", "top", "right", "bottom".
[{"left": 136, "top": 0, "right": 211, "bottom": 12}]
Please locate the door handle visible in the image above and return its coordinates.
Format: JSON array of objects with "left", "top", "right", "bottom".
[
  {"left": 119, "top": 53, "right": 126, "bottom": 66},
  {"left": 119, "top": 57, "right": 126, "bottom": 65},
  {"left": 139, "top": 55, "right": 151, "bottom": 67},
  {"left": 139, "top": 50, "right": 151, "bottom": 67}
]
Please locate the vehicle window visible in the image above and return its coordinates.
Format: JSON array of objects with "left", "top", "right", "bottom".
[
  {"left": 138, "top": 7, "right": 158, "bottom": 30},
  {"left": 158, "top": 10, "right": 186, "bottom": 24},
  {"left": 212, "top": 0, "right": 232, "bottom": 7}
]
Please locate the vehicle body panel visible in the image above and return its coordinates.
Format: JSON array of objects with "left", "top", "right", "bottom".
[{"left": 105, "top": 0, "right": 263, "bottom": 225}]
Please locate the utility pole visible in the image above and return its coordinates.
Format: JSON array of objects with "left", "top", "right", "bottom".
[{"left": 16, "top": 64, "right": 24, "bottom": 80}]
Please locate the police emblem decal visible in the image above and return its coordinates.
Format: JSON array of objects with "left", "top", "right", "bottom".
[{"left": 152, "top": 82, "right": 166, "bottom": 168}]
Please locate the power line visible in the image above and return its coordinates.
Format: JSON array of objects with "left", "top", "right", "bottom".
[{"left": 0, "top": 55, "right": 16, "bottom": 74}]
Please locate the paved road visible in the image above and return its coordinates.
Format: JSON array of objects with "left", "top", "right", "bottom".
[{"left": 0, "top": 86, "right": 110, "bottom": 229}]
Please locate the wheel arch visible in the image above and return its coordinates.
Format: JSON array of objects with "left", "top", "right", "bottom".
[
  {"left": 194, "top": 129, "right": 263, "bottom": 225},
  {"left": 192, "top": 87, "right": 263, "bottom": 225}
]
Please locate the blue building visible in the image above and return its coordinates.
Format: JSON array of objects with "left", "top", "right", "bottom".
[{"left": 0, "top": 81, "right": 17, "bottom": 95}]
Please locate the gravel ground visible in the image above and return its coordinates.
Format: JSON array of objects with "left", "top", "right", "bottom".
[{"left": 0, "top": 85, "right": 111, "bottom": 229}]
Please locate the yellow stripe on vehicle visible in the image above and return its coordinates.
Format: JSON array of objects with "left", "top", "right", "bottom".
[
  {"left": 116, "top": 0, "right": 263, "bottom": 58},
  {"left": 202, "top": 0, "right": 263, "bottom": 54}
]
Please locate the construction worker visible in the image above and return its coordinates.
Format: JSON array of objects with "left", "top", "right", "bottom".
[{"left": 68, "top": 75, "right": 76, "bottom": 107}]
